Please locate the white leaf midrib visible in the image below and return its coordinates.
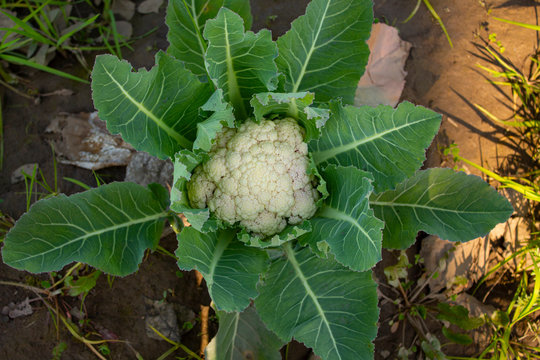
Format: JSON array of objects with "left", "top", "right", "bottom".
[
  {"left": 291, "top": 0, "right": 331, "bottom": 93},
  {"left": 101, "top": 62, "right": 191, "bottom": 148},
  {"left": 284, "top": 243, "right": 341, "bottom": 359},
  {"left": 11, "top": 211, "right": 167, "bottom": 263},
  {"left": 313, "top": 116, "right": 435, "bottom": 165}
]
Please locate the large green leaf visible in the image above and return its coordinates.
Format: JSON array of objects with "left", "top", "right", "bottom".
[
  {"left": 166, "top": 0, "right": 252, "bottom": 78},
  {"left": 204, "top": 8, "right": 278, "bottom": 119},
  {"left": 250, "top": 92, "right": 329, "bottom": 141},
  {"left": 276, "top": 0, "right": 372, "bottom": 104},
  {"left": 176, "top": 227, "right": 268, "bottom": 311},
  {"left": 91, "top": 51, "right": 213, "bottom": 159},
  {"left": 370, "top": 168, "right": 514, "bottom": 249},
  {"left": 310, "top": 101, "right": 441, "bottom": 193},
  {"left": 2, "top": 183, "right": 169, "bottom": 276},
  {"left": 302, "top": 165, "right": 383, "bottom": 272},
  {"left": 205, "top": 306, "right": 283, "bottom": 360},
  {"left": 255, "top": 244, "right": 379, "bottom": 360}
]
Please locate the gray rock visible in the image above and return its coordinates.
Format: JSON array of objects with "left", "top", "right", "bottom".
[
  {"left": 144, "top": 297, "right": 181, "bottom": 343},
  {"left": 11, "top": 163, "right": 38, "bottom": 184},
  {"left": 125, "top": 151, "right": 173, "bottom": 188}
]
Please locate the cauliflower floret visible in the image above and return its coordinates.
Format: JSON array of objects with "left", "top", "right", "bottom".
[{"left": 187, "top": 118, "right": 319, "bottom": 236}]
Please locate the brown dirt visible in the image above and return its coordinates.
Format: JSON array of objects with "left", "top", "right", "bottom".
[{"left": 0, "top": 0, "right": 537, "bottom": 359}]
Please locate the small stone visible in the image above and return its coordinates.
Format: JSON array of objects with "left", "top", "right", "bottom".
[
  {"left": 125, "top": 151, "right": 173, "bottom": 188},
  {"left": 11, "top": 163, "right": 38, "bottom": 184},
  {"left": 144, "top": 297, "right": 181, "bottom": 343}
]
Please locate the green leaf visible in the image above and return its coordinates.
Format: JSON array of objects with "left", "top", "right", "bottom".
[
  {"left": 2, "top": 183, "right": 169, "bottom": 276},
  {"left": 203, "top": 8, "right": 278, "bottom": 119},
  {"left": 371, "top": 168, "right": 514, "bottom": 249},
  {"left": 170, "top": 150, "right": 218, "bottom": 232},
  {"left": 250, "top": 92, "right": 329, "bottom": 141},
  {"left": 91, "top": 51, "right": 213, "bottom": 159},
  {"left": 276, "top": 0, "right": 373, "bottom": 104},
  {"left": 310, "top": 101, "right": 442, "bottom": 193},
  {"left": 237, "top": 220, "right": 312, "bottom": 248},
  {"left": 301, "top": 165, "right": 383, "bottom": 272},
  {"left": 194, "top": 89, "right": 235, "bottom": 152},
  {"left": 65, "top": 271, "right": 101, "bottom": 297},
  {"left": 255, "top": 244, "right": 378, "bottom": 360},
  {"left": 421, "top": 335, "right": 447, "bottom": 360},
  {"left": 205, "top": 306, "right": 283, "bottom": 360},
  {"left": 491, "top": 310, "right": 510, "bottom": 327},
  {"left": 166, "top": 0, "right": 252, "bottom": 78},
  {"left": 441, "top": 327, "right": 473, "bottom": 345},
  {"left": 176, "top": 227, "right": 268, "bottom": 311},
  {"left": 436, "top": 303, "right": 484, "bottom": 331}
]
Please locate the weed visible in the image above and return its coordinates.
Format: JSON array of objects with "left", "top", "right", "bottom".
[
  {"left": 443, "top": 19, "right": 540, "bottom": 358},
  {"left": 0, "top": 0, "right": 155, "bottom": 94},
  {"left": 148, "top": 325, "right": 203, "bottom": 360},
  {"left": 380, "top": 250, "right": 485, "bottom": 358},
  {"left": 404, "top": 0, "right": 453, "bottom": 48}
]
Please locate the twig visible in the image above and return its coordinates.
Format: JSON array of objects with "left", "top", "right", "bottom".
[
  {"left": 200, "top": 305, "right": 209, "bottom": 356},
  {"left": 483, "top": 267, "right": 508, "bottom": 303},
  {"left": 0, "top": 280, "right": 60, "bottom": 296},
  {"left": 195, "top": 270, "right": 204, "bottom": 287},
  {"left": 0, "top": 78, "right": 34, "bottom": 100}
]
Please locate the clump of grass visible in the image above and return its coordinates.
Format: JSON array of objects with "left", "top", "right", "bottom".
[
  {"left": 470, "top": 22, "right": 540, "bottom": 216},
  {"left": 0, "top": 0, "right": 155, "bottom": 90},
  {"left": 446, "top": 19, "right": 540, "bottom": 359}
]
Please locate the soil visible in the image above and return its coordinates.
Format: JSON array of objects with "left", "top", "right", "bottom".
[{"left": 0, "top": 0, "right": 538, "bottom": 359}]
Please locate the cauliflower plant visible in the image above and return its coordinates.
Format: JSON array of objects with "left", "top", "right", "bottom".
[{"left": 187, "top": 118, "right": 320, "bottom": 236}]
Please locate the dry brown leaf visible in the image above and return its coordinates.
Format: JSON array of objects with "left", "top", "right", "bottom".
[
  {"left": 46, "top": 112, "right": 134, "bottom": 170},
  {"left": 356, "top": 23, "right": 411, "bottom": 107}
]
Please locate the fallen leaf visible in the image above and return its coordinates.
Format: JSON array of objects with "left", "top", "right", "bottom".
[
  {"left": 46, "top": 112, "right": 134, "bottom": 170},
  {"left": 356, "top": 23, "right": 412, "bottom": 107}
]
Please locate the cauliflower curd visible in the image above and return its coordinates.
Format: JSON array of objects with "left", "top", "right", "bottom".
[{"left": 187, "top": 118, "right": 320, "bottom": 236}]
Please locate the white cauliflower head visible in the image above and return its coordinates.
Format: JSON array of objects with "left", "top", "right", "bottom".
[{"left": 187, "top": 118, "right": 320, "bottom": 236}]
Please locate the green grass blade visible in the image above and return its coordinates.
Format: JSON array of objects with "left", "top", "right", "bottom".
[
  {"left": 422, "top": 0, "right": 453, "bottom": 48},
  {"left": 0, "top": 37, "right": 29, "bottom": 52},
  {"left": 63, "top": 177, "right": 92, "bottom": 190},
  {"left": 0, "top": 9, "right": 54, "bottom": 46},
  {"left": 402, "top": 0, "right": 422, "bottom": 23},
  {"left": 21, "top": 0, "right": 56, "bottom": 38},
  {"left": 0, "top": 54, "right": 89, "bottom": 83},
  {"left": 107, "top": 10, "right": 122, "bottom": 58},
  {"left": 493, "top": 17, "right": 540, "bottom": 31},
  {"left": 56, "top": 14, "right": 100, "bottom": 47},
  {"left": 0, "top": 95, "right": 3, "bottom": 170}
]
